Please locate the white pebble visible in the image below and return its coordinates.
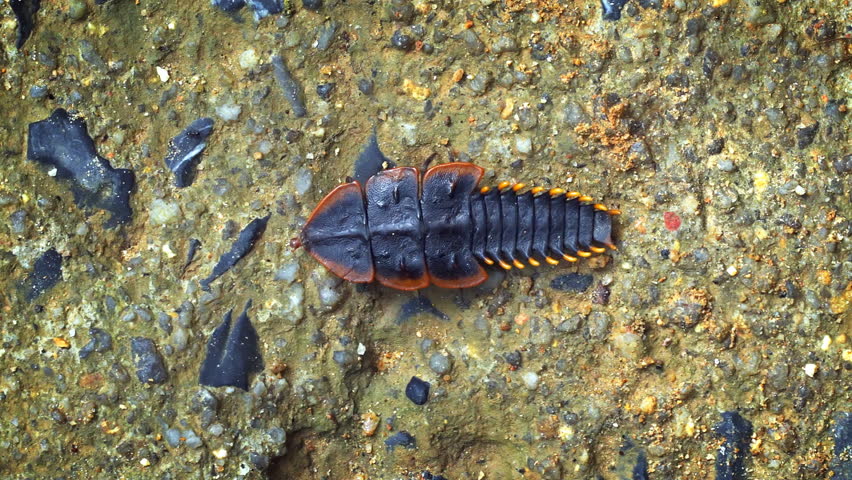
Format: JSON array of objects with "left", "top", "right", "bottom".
[
  {"left": 156, "top": 66, "right": 170, "bottom": 83},
  {"left": 521, "top": 371, "right": 539, "bottom": 390},
  {"left": 794, "top": 185, "right": 806, "bottom": 196},
  {"left": 149, "top": 199, "right": 181, "bottom": 225},
  {"left": 515, "top": 136, "right": 532, "bottom": 154},
  {"left": 726, "top": 265, "right": 738, "bottom": 276},
  {"left": 803, "top": 363, "right": 817, "bottom": 377},
  {"left": 239, "top": 49, "right": 258, "bottom": 70},
  {"left": 820, "top": 335, "right": 831, "bottom": 351},
  {"left": 294, "top": 168, "right": 313, "bottom": 195},
  {"left": 215, "top": 102, "right": 242, "bottom": 122}
]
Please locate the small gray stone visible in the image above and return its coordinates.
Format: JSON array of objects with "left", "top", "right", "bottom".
[
  {"left": 585, "top": 312, "right": 611, "bottom": 341},
  {"left": 428, "top": 352, "right": 452, "bottom": 375},
  {"left": 491, "top": 35, "right": 518, "bottom": 54},
  {"left": 130, "top": 337, "right": 168, "bottom": 384},
  {"left": 460, "top": 30, "right": 485, "bottom": 55}
]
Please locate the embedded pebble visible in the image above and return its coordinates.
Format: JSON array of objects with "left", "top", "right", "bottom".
[
  {"left": 130, "top": 338, "right": 168, "bottom": 384},
  {"left": 429, "top": 353, "right": 452, "bottom": 375},
  {"left": 215, "top": 102, "right": 242, "bottom": 122},
  {"left": 148, "top": 199, "right": 181, "bottom": 225},
  {"left": 551, "top": 274, "right": 593, "bottom": 292},
  {"left": 405, "top": 376, "right": 430, "bottom": 405},
  {"left": 522, "top": 371, "right": 540, "bottom": 390}
]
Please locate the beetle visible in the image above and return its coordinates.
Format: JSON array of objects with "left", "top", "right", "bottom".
[{"left": 294, "top": 162, "right": 619, "bottom": 291}]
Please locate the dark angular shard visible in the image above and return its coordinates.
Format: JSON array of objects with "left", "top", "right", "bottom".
[
  {"left": 211, "top": 0, "right": 246, "bottom": 12},
  {"left": 633, "top": 451, "right": 649, "bottom": 480},
  {"left": 247, "top": 0, "right": 281, "bottom": 19},
  {"left": 833, "top": 412, "right": 852, "bottom": 480},
  {"left": 396, "top": 296, "right": 449, "bottom": 325},
  {"left": 164, "top": 117, "right": 214, "bottom": 188},
  {"left": 615, "top": 437, "right": 650, "bottom": 480},
  {"left": 200, "top": 215, "right": 270, "bottom": 291},
  {"left": 796, "top": 122, "right": 819, "bottom": 149},
  {"left": 184, "top": 238, "right": 202, "bottom": 270},
  {"left": 199, "top": 300, "right": 264, "bottom": 390},
  {"left": 714, "top": 411, "right": 753, "bottom": 480},
  {"left": 271, "top": 55, "right": 307, "bottom": 118},
  {"left": 601, "top": 0, "right": 628, "bottom": 20},
  {"left": 354, "top": 133, "right": 395, "bottom": 185},
  {"left": 23, "top": 248, "right": 62, "bottom": 302},
  {"left": 10, "top": 0, "right": 40, "bottom": 49},
  {"left": 550, "top": 273, "right": 593, "bottom": 292},
  {"left": 79, "top": 327, "right": 112, "bottom": 359},
  {"left": 384, "top": 431, "right": 416, "bottom": 451},
  {"left": 405, "top": 376, "right": 430, "bottom": 405},
  {"left": 27, "top": 109, "right": 135, "bottom": 228},
  {"left": 131, "top": 337, "right": 168, "bottom": 384}
]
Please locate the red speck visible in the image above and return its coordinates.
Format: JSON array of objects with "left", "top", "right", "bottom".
[{"left": 664, "top": 212, "right": 681, "bottom": 231}]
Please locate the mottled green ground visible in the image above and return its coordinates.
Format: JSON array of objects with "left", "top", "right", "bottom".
[{"left": 0, "top": 0, "right": 849, "bottom": 478}]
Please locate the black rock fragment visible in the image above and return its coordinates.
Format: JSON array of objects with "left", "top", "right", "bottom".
[
  {"left": 164, "top": 117, "right": 214, "bottom": 188},
  {"left": 185, "top": 238, "right": 202, "bottom": 269},
  {"left": 131, "top": 337, "right": 168, "bottom": 384},
  {"left": 707, "top": 137, "right": 725, "bottom": 155},
  {"left": 390, "top": 29, "right": 414, "bottom": 51},
  {"left": 405, "top": 376, "right": 430, "bottom": 405},
  {"left": 396, "top": 296, "right": 449, "bottom": 324},
  {"left": 302, "top": 0, "right": 322, "bottom": 11},
  {"left": 550, "top": 273, "right": 594, "bottom": 292},
  {"left": 199, "top": 301, "right": 264, "bottom": 390},
  {"left": 200, "top": 215, "right": 270, "bottom": 291},
  {"left": 271, "top": 55, "right": 307, "bottom": 118},
  {"left": 27, "top": 109, "right": 135, "bottom": 228},
  {"left": 211, "top": 0, "right": 246, "bottom": 12},
  {"left": 833, "top": 412, "right": 852, "bottom": 480},
  {"left": 247, "top": 0, "right": 282, "bottom": 19},
  {"left": 23, "top": 248, "right": 62, "bottom": 302},
  {"left": 10, "top": 0, "right": 40, "bottom": 48},
  {"left": 353, "top": 133, "right": 395, "bottom": 184},
  {"left": 316, "top": 83, "right": 335, "bottom": 101},
  {"left": 796, "top": 122, "right": 819, "bottom": 149},
  {"left": 714, "top": 411, "right": 753, "bottom": 480},
  {"left": 601, "top": 0, "right": 628, "bottom": 20},
  {"left": 703, "top": 48, "right": 722, "bottom": 79},
  {"left": 79, "top": 327, "right": 112, "bottom": 359},
  {"left": 384, "top": 431, "right": 416, "bottom": 451},
  {"left": 421, "top": 472, "right": 448, "bottom": 480}
]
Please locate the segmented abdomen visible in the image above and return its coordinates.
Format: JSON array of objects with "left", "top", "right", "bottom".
[{"left": 469, "top": 186, "right": 617, "bottom": 270}]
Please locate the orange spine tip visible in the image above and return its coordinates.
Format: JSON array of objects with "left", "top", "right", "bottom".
[
  {"left": 590, "top": 246, "right": 607, "bottom": 254},
  {"left": 608, "top": 209, "right": 622, "bottom": 215},
  {"left": 609, "top": 244, "right": 618, "bottom": 251},
  {"left": 545, "top": 256, "right": 559, "bottom": 265},
  {"left": 498, "top": 181, "right": 512, "bottom": 190},
  {"left": 512, "top": 259, "right": 525, "bottom": 269},
  {"left": 528, "top": 258, "right": 540, "bottom": 267},
  {"left": 512, "top": 183, "right": 526, "bottom": 192},
  {"left": 593, "top": 203, "right": 609, "bottom": 211},
  {"left": 483, "top": 257, "right": 495, "bottom": 265},
  {"left": 565, "top": 191, "right": 581, "bottom": 199},
  {"left": 498, "top": 260, "right": 512, "bottom": 270},
  {"left": 576, "top": 250, "right": 592, "bottom": 258},
  {"left": 578, "top": 195, "right": 593, "bottom": 203},
  {"left": 480, "top": 186, "right": 491, "bottom": 194},
  {"left": 563, "top": 254, "right": 578, "bottom": 262},
  {"left": 531, "top": 186, "right": 545, "bottom": 195},
  {"left": 549, "top": 188, "right": 565, "bottom": 196}
]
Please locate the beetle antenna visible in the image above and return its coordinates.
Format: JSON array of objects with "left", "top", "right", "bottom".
[{"left": 421, "top": 152, "right": 439, "bottom": 172}]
